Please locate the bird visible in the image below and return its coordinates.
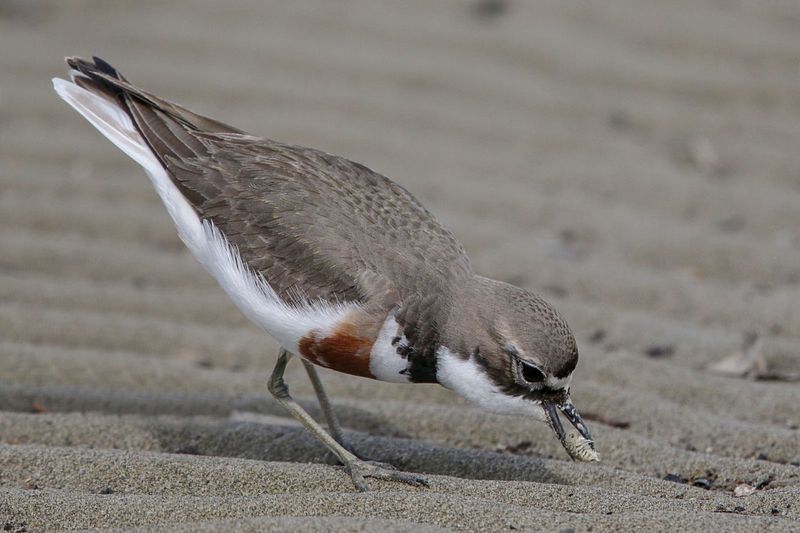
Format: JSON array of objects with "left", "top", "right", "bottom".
[{"left": 53, "top": 56, "right": 598, "bottom": 491}]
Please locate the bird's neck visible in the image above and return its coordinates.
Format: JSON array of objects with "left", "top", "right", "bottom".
[{"left": 436, "top": 275, "right": 503, "bottom": 358}]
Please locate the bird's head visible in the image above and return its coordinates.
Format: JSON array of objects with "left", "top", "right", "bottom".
[{"left": 437, "top": 276, "right": 598, "bottom": 462}]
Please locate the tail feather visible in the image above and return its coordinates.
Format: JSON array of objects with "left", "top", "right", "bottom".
[
  {"left": 61, "top": 56, "right": 228, "bottom": 207},
  {"left": 52, "top": 56, "right": 360, "bottom": 356},
  {"left": 52, "top": 77, "right": 158, "bottom": 174},
  {"left": 66, "top": 57, "right": 205, "bottom": 164}
]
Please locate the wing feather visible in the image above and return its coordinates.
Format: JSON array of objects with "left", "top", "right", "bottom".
[{"left": 56, "top": 57, "right": 473, "bottom": 362}]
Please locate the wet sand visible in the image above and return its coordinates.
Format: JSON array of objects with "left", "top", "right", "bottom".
[{"left": 1, "top": 1, "right": 799, "bottom": 531}]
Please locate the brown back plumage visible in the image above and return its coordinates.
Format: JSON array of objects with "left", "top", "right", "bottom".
[
  {"left": 68, "top": 57, "right": 474, "bottom": 374},
  {"left": 64, "top": 57, "right": 586, "bottom": 391}
]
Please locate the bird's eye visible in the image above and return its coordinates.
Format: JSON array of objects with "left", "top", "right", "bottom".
[{"left": 520, "top": 362, "right": 546, "bottom": 383}]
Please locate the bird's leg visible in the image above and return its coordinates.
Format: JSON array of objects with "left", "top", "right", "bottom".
[
  {"left": 301, "top": 359, "right": 350, "bottom": 450},
  {"left": 303, "top": 360, "right": 402, "bottom": 465},
  {"left": 268, "top": 350, "right": 355, "bottom": 465},
  {"left": 268, "top": 348, "right": 429, "bottom": 492},
  {"left": 303, "top": 358, "right": 425, "bottom": 472}
]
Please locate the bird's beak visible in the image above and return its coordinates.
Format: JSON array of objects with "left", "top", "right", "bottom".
[{"left": 543, "top": 398, "right": 598, "bottom": 462}]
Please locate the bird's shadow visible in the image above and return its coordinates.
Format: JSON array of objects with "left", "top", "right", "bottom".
[
  {"left": 152, "top": 404, "right": 567, "bottom": 486},
  {"left": 2, "top": 381, "right": 566, "bottom": 485}
]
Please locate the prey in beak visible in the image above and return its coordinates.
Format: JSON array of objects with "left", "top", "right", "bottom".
[{"left": 543, "top": 399, "right": 599, "bottom": 462}]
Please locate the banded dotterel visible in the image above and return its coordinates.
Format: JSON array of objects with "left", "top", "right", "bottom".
[{"left": 54, "top": 56, "right": 598, "bottom": 492}]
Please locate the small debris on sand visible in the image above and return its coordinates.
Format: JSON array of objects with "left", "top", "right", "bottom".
[
  {"left": 708, "top": 332, "right": 800, "bottom": 382},
  {"left": 644, "top": 344, "right": 675, "bottom": 358},
  {"left": 734, "top": 483, "right": 756, "bottom": 497},
  {"left": 692, "top": 477, "right": 713, "bottom": 490},
  {"left": 583, "top": 412, "right": 631, "bottom": 429},
  {"left": 30, "top": 401, "right": 48, "bottom": 414},
  {"left": 707, "top": 331, "right": 766, "bottom": 378}
]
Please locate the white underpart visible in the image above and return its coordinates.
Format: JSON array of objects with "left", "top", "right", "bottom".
[
  {"left": 369, "top": 315, "right": 411, "bottom": 383},
  {"left": 436, "top": 347, "right": 547, "bottom": 421},
  {"left": 53, "top": 78, "right": 357, "bottom": 355}
]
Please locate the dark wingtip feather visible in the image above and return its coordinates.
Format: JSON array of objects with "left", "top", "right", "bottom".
[
  {"left": 92, "top": 56, "right": 119, "bottom": 78},
  {"left": 64, "top": 56, "right": 121, "bottom": 80},
  {"left": 62, "top": 54, "right": 245, "bottom": 136},
  {"left": 64, "top": 55, "right": 128, "bottom": 100}
]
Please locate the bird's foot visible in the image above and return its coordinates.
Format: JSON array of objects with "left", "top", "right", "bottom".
[
  {"left": 344, "top": 459, "right": 429, "bottom": 492},
  {"left": 331, "top": 439, "right": 380, "bottom": 464}
]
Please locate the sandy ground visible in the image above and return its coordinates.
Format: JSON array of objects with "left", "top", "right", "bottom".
[{"left": 1, "top": 0, "right": 799, "bottom": 531}]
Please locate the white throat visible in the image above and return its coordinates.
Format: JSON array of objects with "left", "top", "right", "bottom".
[{"left": 435, "top": 347, "right": 547, "bottom": 421}]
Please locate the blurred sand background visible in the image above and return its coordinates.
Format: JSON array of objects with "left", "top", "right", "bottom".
[{"left": 1, "top": 0, "right": 800, "bottom": 531}]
